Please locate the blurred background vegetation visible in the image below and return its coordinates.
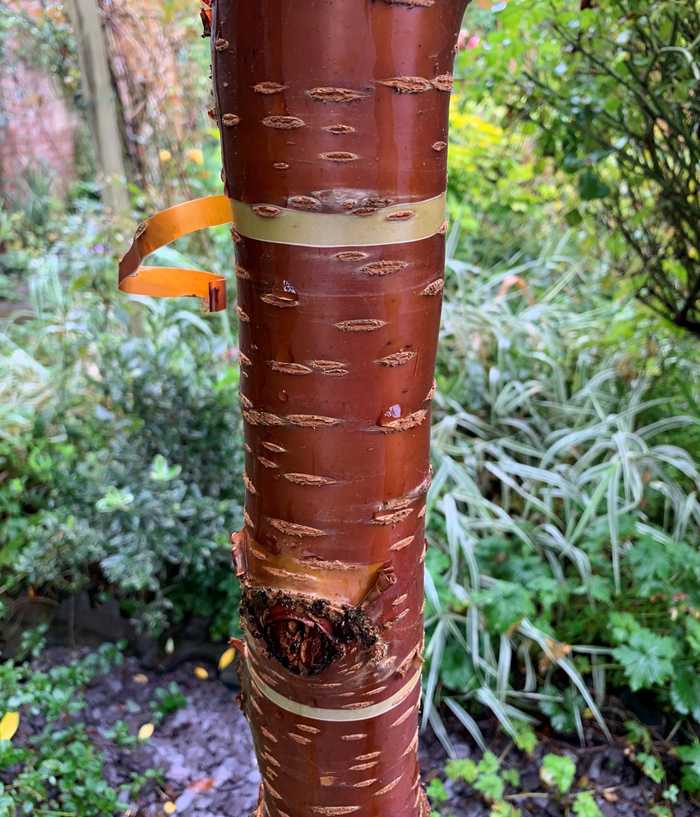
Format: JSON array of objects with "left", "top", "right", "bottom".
[{"left": 1, "top": 0, "right": 700, "bottom": 814}]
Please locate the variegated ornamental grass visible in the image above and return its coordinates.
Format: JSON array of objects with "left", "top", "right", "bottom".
[{"left": 423, "top": 231, "right": 700, "bottom": 750}]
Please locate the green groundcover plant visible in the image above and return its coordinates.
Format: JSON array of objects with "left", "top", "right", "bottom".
[
  {"left": 427, "top": 739, "right": 700, "bottom": 816},
  {"left": 0, "top": 641, "right": 163, "bottom": 816}
]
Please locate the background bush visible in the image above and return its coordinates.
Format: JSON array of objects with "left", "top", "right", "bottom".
[{"left": 1, "top": 205, "right": 243, "bottom": 639}]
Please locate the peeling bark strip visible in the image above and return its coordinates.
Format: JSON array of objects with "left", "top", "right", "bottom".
[{"left": 211, "top": 0, "right": 468, "bottom": 814}]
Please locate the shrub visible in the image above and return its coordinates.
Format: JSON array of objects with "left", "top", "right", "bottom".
[
  {"left": 464, "top": 0, "right": 700, "bottom": 335},
  {"left": 0, "top": 203, "right": 244, "bottom": 638}
]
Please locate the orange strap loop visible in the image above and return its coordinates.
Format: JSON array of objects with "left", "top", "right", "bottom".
[{"left": 118, "top": 195, "right": 232, "bottom": 313}]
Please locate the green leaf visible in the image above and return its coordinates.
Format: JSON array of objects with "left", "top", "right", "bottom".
[
  {"left": 637, "top": 752, "right": 665, "bottom": 784},
  {"left": 426, "top": 778, "right": 449, "bottom": 804},
  {"left": 628, "top": 537, "right": 673, "bottom": 592},
  {"left": 677, "top": 742, "right": 700, "bottom": 792},
  {"left": 440, "top": 644, "right": 474, "bottom": 690},
  {"left": 662, "top": 784, "right": 679, "bottom": 803},
  {"left": 478, "top": 752, "right": 501, "bottom": 775},
  {"left": 540, "top": 753, "right": 576, "bottom": 794},
  {"left": 613, "top": 629, "right": 678, "bottom": 691},
  {"left": 474, "top": 773, "right": 504, "bottom": 802},
  {"left": 624, "top": 719, "right": 652, "bottom": 751},
  {"left": 539, "top": 686, "right": 583, "bottom": 734},
  {"left": 671, "top": 668, "right": 700, "bottom": 721},
  {"left": 686, "top": 618, "right": 700, "bottom": 654},
  {"left": 564, "top": 208, "right": 583, "bottom": 227},
  {"left": 473, "top": 582, "right": 535, "bottom": 633},
  {"left": 502, "top": 768, "right": 520, "bottom": 788},
  {"left": 573, "top": 792, "right": 604, "bottom": 817},
  {"left": 608, "top": 612, "right": 640, "bottom": 643},
  {"left": 578, "top": 170, "right": 610, "bottom": 201},
  {"left": 95, "top": 486, "right": 134, "bottom": 513},
  {"left": 445, "top": 758, "right": 478, "bottom": 784},
  {"left": 149, "top": 454, "right": 182, "bottom": 483},
  {"left": 513, "top": 724, "right": 538, "bottom": 756},
  {"left": 490, "top": 801, "right": 521, "bottom": 817}
]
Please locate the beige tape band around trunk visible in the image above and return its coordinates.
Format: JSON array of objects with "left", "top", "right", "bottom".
[
  {"left": 247, "top": 661, "right": 421, "bottom": 722},
  {"left": 230, "top": 193, "right": 447, "bottom": 248}
]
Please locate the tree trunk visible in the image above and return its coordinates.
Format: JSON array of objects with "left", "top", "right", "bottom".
[
  {"left": 66, "top": 0, "right": 129, "bottom": 215},
  {"left": 213, "top": 2, "right": 469, "bottom": 815}
]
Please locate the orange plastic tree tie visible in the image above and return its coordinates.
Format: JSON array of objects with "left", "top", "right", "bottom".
[{"left": 118, "top": 194, "right": 232, "bottom": 313}]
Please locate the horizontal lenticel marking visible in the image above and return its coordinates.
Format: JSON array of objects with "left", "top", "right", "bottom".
[
  {"left": 307, "top": 87, "right": 368, "bottom": 103},
  {"left": 283, "top": 473, "right": 336, "bottom": 486},
  {"left": 323, "top": 124, "right": 357, "bottom": 134},
  {"left": 375, "top": 350, "right": 417, "bottom": 367},
  {"left": 360, "top": 260, "right": 408, "bottom": 276},
  {"left": 432, "top": 74, "right": 454, "bottom": 92},
  {"left": 262, "top": 115, "right": 306, "bottom": 129},
  {"left": 422, "top": 279, "right": 445, "bottom": 296},
  {"left": 377, "top": 76, "right": 433, "bottom": 94},
  {"left": 267, "top": 518, "right": 326, "bottom": 537},
  {"left": 320, "top": 151, "right": 359, "bottom": 162},
  {"left": 252, "top": 204, "right": 282, "bottom": 218},
  {"left": 268, "top": 361, "right": 313, "bottom": 375},
  {"left": 378, "top": 409, "right": 427, "bottom": 432},
  {"left": 253, "top": 81, "right": 287, "bottom": 94},
  {"left": 335, "top": 319, "right": 386, "bottom": 332}
]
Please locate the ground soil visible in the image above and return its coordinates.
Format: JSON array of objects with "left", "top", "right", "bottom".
[{"left": 36, "top": 648, "right": 700, "bottom": 816}]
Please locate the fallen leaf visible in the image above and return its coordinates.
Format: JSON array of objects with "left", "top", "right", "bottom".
[
  {"left": 133, "top": 673, "right": 149, "bottom": 684},
  {"left": 0, "top": 712, "right": 19, "bottom": 741},
  {"left": 138, "top": 722, "right": 155, "bottom": 740},
  {"left": 544, "top": 637, "right": 572, "bottom": 662},
  {"left": 164, "top": 802, "right": 177, "bottom": 814},
  {"left": 194, "top": 666, "right": 209, "bottom": 680},
  {"left": 603, "top": 788, "right": 619, "bottom": 803},
  {"left": 188, "top": 777, "right": 215, "bottom": 793},
  {"left": 218, "top": 647, "right": 236, "bottom": 670}
]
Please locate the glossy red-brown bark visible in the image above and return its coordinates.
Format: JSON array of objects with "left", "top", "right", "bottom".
[{"left": 211, "top": 2, "right": 468, "bottom": 815}]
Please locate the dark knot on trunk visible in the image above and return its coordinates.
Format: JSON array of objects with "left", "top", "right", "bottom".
[{"left": 241, "top": 588, "right": 384, "bottom": 676}]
